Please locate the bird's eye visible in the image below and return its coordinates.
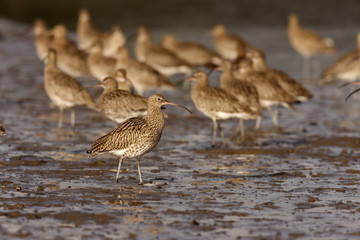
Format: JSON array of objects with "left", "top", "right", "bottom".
[{"left": 157, "top": 98, "right": 161, "bottom": 101}]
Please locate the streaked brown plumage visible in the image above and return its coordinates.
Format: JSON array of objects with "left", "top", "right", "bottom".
[
  {"left": 115, "top": 47, "right": 176, "bottom": 95},
  {"left": 135, "top": 26, "right": 194, "bottom": 77},
  {"left": 218, "top": 61, "right": 262, "bottom": 137},
  {"left": 249, "top": 51, "right": 312, "bottom": 102},
  {"left": 0, "top": 121, "right": 5, "bottom": 135},
  {"left": 52, "top": 24, "right": 90, "bottom": 78},
  {"left": 287, "top": 13, "right": 336, "bottom": 81},
  {"left": 87, "top": 94, "right": 191, "bottom": 184},
  {"left": 161, "top": 34, "right": 222, "bottom": 67},
  {"left": 87, "top": 40, "right": 116, "bottom": 81},
  {"left": 321, "top": 33, "right": 360, "bottom": 85},
  {"left": 187, "top": 71, "right": 259, "bottom": 146},
  {"left": 44, "top": 49, "right": 98, "bottom": 129},
  {"left": 33, "top": 19, "right": 53, "bottom": 61},
  {"left": 210, "top": 24, "right": 247, "bottom": 61},
  {"left": 234, "top": 59, "right": 297, "bottom": 129},
  {"left": 93, "top": 76, "right": 148, "bottom": 124}
]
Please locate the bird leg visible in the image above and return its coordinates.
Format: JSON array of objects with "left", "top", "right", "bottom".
[
  {"left": 255, "top": 117, "right": 262, "bottom": 130},
  {"left": 136, "top": 157, "right": 143, "bottom": 185},
  {"left": 267, "top": 106, "right": 279, "bottom": 129},
  {"left": 312, "top": 57, "right": 320, "bottom": 80},
  {"left": 58, "top": 107, "right": 64, "bottom": 128},
  {"left": 303, "top": 56, "right": 311, "bottom": 83},
  {"left": 70, "top": 108, "right": 76, "bottom": 129},
  {"left": 235, "top": 119, "right": 245, "bottom": 138},
  {"left": 217, "top": 121, "right": 226, "bottom": 145},
  {"left": 211, "top": 119, "right": 218, "bottom": 147},
  {"left": 116, "top": 157, "right": 124, "bottom": 183}
]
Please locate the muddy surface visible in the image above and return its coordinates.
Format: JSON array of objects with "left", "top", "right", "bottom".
[{"left": 0, "top": 6, "right": 360, "bottom": 240}]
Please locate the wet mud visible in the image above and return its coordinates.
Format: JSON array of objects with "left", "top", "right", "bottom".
[{"left": 0, "top": 16, "right": 360, "bottom": 240}]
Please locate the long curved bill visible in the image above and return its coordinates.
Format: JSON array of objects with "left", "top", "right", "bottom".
[
  {"left": 164, "top": 100, "right": 192, "bottom": 114},
  {"left": 78, "top": 83, "right": 103, "bottom": 93},
  {"left": 337, "top": 80, "right": 360, "bottom": 101},
  {"left": 345, "top": 87, "right": 360, "bottom": 102},
  {"left": 337, "top": 80, "right": 360, "bottom": 89}
]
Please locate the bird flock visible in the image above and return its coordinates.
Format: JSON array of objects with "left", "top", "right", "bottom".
[{"left": 2, "top": 9, "right": 359, "bottom": 184}]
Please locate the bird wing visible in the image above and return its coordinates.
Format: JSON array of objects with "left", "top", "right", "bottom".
[
  {"left": 101, "top": 90, "right": 147, "bottom": 111},
  {"left": 193, "top": 86, "right": 250, "bottom": 113},
  {"left": 88, "top": 117, "right": 148, "bottom": 155},
  {"left": 146, "top": 44, "right": 190, "bottom": 67}
]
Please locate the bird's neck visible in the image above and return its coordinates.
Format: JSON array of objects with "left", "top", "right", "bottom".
[
  {"left": 220, "top": 69, "right": 234, "bottom": 88},
  {"left": 145, "top": 105, "right": 165, "bottom": 130},
  {"left": 288, "top": 18, "right": 299, "bottom": 32},
  {"left": 252, "top": 59, "right": 267, "bottom": 71}
]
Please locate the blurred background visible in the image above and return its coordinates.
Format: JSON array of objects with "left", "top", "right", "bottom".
[{"left": 0, "top": 0, "right": 359, "bottom": 31}]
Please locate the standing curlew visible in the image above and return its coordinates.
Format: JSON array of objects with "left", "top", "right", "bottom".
[
  {"left": 86, "top": 40, "right": 116, "bottom": 81},
  {"left": 77, "top": 8, "right": 103, "bottom": 51},
  {"left": 32, "top": 19, "right": 53, "bottom": 61},
  {"left": 135, "top": 26, "right": 194, "bottom": 77},
  {"left": 287, "top": 13, "right": 336, "bottom": 82},
  {"left": 115, "top": 47, "right": 176, "bottom": 95},
  {"left": 87, "top": 94, "right": 191, "bottom": 184},
  {"left": 77, "top": 8, "right": 126, "bottom": 58},
  {"left": 186, "top": 71, "right": 259, "bottom": 146},
  {"left": 91, "top": 76, "right": 148, "bottom": 124},
  {"left": 216, "top": 61, "right": 262, "bottom": 138},
  {"left": 233, "top": 59, "right": 297, "bottom": 129},
  {"left": 44, "top": 49, "right": 98, "bottom": 129},
  {"left": 0, "top": 121, "right": 5, "bottom": 135},
  {"left": 161, "top": 34, "right": 222, "bottom": 68},
  {"left": 102, "top": 25, "right": 126, "bottom": 58},
  {"left": 52, "top": 24, "right": 90, "bottom": 78},
  {"left": 248, "top": 51, "right": 312, "bottom": 102},
  {"left": 320, "top": 33, "right": 360, "bottom": 85},
  {"left": 209, "top": 24, "right": 247, "bottom": 62}
]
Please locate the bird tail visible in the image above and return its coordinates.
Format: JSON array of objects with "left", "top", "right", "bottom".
[{"left": 79, "top": 90, "right": 100, "bottom": 111}]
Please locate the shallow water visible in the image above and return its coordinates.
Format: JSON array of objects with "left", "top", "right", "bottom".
[{"left": 0, "top": 5, "right": 360, "bottom": 240}]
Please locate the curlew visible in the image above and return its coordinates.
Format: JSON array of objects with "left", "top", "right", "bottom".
[
  {"left": 161, "top": 34, "right": 222, "bottom": 68},
  {"left": 91, "top": 76, "right": 148, "bottom": 124},
  {"left": 77, "top": 8, "right": 103, "bottom": 51},
  {"left": 102, "top": 25, "right": 126, "bottom": 58},
  {"left": 115, "top": 47, "right": 176, "bottom": 95},
  {"left": 135, "top": 26, "right": 194, "bottom": 77},
  {"left": 87, "top": 94, "right": 191, "bottom": 184},
  {"left": 233, "top": 59, "right": 297, "bottom": 129},
  {"left": 321, "top": 33, "right": 360, "bottom": 85},
  {"left": 216, "top": 61, "right": 262, "bottom": 138},
  {"left": 86, "top": 40, "right": 116, "bottom": 81},
  {"left": 186, "top": 71, "right": 259, "bottom": 146},
  {"left": 52, "top": 24, "right": 90, "bottom": 78},
  {"left": 77, "top": 8, "right": 126, "bottom": 57},
  {"left": 209, "top": 24, "right": 247, "bottom": 62},
  {"left": 248, "top": 51, "right": 312, "bottom": 102},
  {"left": 33, "top": 19, "right": 53, "bottom": 61},
  {"left": 287, "top": 13, "right": 336, "bottom": 81},
  {"left": 44, "top": 49, "right": 98, "bottom": 129}
]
